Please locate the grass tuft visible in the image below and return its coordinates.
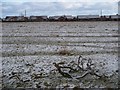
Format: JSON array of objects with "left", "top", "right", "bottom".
[{"left": 58, "top": 49, "right": 72, "bottom": 55}]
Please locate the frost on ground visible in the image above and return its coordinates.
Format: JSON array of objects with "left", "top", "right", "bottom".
[{"left": 2, "top": 21, "right": 118, "bottom": 88}]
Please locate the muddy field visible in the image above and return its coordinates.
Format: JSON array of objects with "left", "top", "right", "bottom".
[{"left": 1, "top": 21, "right": 118, "bottom": 88}]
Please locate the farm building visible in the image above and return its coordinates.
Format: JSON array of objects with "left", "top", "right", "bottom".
[
  {"left": 5, "top": 16, "right": 18, "bottom": 21},
  {"left": 41, "top": 16, "right": 48, "bottom": 20},
  {"left": 49, "top": 16, "right": 61, "bottom": 21},
  {"left": 111, "top": 15, "right": 119, "bottom": 19},
  {"left": 110, "top": 15, "right": 120, "bottom": 21},
  {"left": 58, "top": 16, "right": 66, "bottom": 21},
  {"left": 101, "top": 14, "right": 120, "bottom": 21},
  {"left": 29, "top": 16, "right": 48, "bottom": 21},
  {"left": 77, "top": 15, "right": 99, "bottom": 20},
  {"left": 16, "top": 16, "right": 28, "bottom": 21},
  {"left": 4, "top": 16, "right": 28, "bottom": 21},
  {"left": 64, "top": 15, "right": 74, "bottom": 21},
  {"left": 0, "top": 19, "right": 1, "bottom": 21},
  {"left": 49, "top": 15, "right": 75, "bottom": 21},
  {"left": 2, "top": 14, "right": 120, "bottom": 22}
]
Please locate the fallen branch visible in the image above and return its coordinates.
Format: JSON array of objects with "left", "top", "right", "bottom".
[
  {"left": 53, "top": 62, "right": 72, "bottom": 78},
  {"left": 53, "top": 55, "right": 108, "bottom": 79},
  {"left": 76, "top": 71, "right": 103, "bottom": 79},
  {"left": 9, "top": 74, "right": 24, "bottom": 83},
  {"left": 59, "top": 66, "right": 77, "bottom": 72},
  {"left": 76, "top": 72, "right": 90, "bottom": 79},
  {"left": 77, "top": 55, "right": 88, "bottom": 71}
]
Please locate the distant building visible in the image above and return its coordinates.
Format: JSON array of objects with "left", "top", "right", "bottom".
[
  {"left": 110, "top": 15, "right": 119, "bottom": 21},
  {"left": 0, "top": 18, "right": 2, "bottom": 22},
  {"left": 110, "top": 15, "right": 119, "bottom": 19},
  {"left": 3, "top": 14, "right": 120, "bottom": 22},
  {"left": 41, "top": 16, "right": 48, "bottom": 20},
  {"left": 77, "top": 15, "right": 99, "bottom": 20},
  {"left": 4, "top": 16, "right": 28, "bottom": 21},
  {"left": 17, "top": 16, "right": 27, "bottom": 21},
  {"left": 5, "top": 16, "right": 18, "bottom": 21},
  {"left": 29, "top": 16, "right": 48, "bottom": 21},
  {"left": 58, "top": 16, "right": 66, "bottom": 21},
  {"left": 49, "top": 16, "right": 61, "bottom": 21},
  {"left": 49, "top": 15, "right": 75, "bottom": 21},
  {"left": 64, "top": 15, "right": 74, "bottom": 21}
]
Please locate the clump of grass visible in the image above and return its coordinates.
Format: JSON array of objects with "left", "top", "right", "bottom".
[
  {"left": 19, "top": 25, "right": 23, "bottom": 27},
  {"left": 58, "top": 49, "right": 72, "bottom": 55},
  {"left": 88, "top": 26, "right": 95, "bottom": 28},
  {"left": 55, "top": 35, "right": 59, "bottom": 37},
  {"left": 50, "top": 34, "right": 59, "bottom": 37}
]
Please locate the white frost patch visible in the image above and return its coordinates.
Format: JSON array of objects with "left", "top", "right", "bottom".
[{"left": 86, "top": 54, "right": 118, "bottom": 76}]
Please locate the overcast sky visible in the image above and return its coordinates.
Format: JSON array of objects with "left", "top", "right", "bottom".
[{"left": 1, "top": 0, "right": 119, "bottom": 18}]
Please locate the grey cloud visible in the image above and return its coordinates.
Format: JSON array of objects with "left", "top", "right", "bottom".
[
  {"left": 82, "top": 2, "right": 117, "bottom": 10},
  {"left": 2, "top": 2, "right": 118, "bottom": 17}
]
